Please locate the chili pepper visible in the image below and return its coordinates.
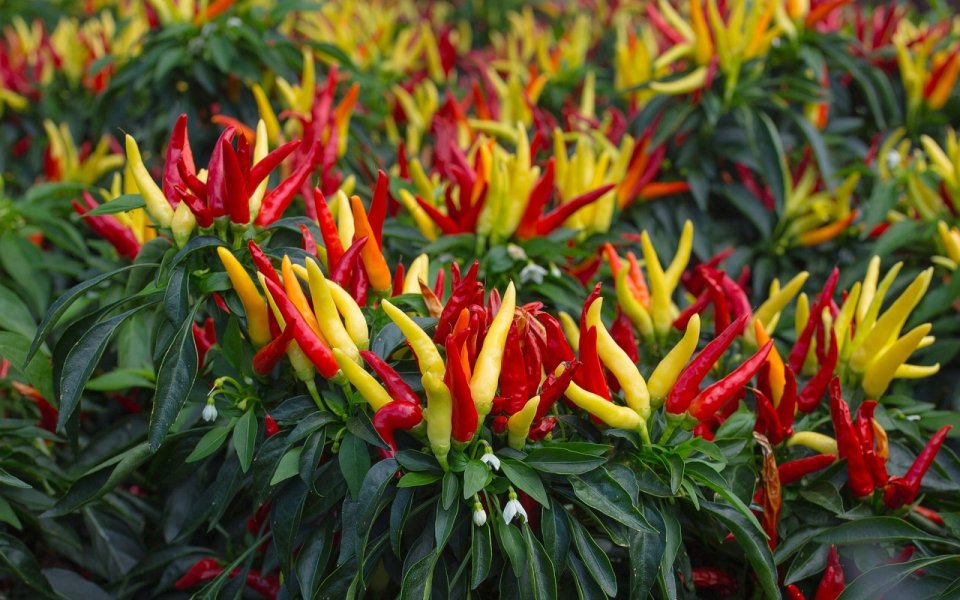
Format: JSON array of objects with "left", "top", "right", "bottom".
[
  {"left": 470, "top": 282, "right": 517, "bottom": 418},
  {"left": 616, "top": 269, "right": 654, "bottom": 340},
  {"left": 855, "top": 400, "right": 888, "bottom": 488},
  {"left": 778, "top": 454, "right": 836, "bottom": 485},
  {"left": 174, "top": 558, "right": 222, "bottom": 590},
  {"left": 422, "top": 371, "right": 452, "bottom": 471},
  {"left": 351, "top": 259, "right": 370, "bottom": 306},
  {"left": 883, "top": 424, "right": 952, "bottom": 509},
  {"left": 300, "top": 224, "right": 319, "bottom": 258},
  {"left": 281, "top": 256, "right": 324, "bottom": 335},
  {"left": 330, "top": 236, "right": 368, "bottom": 288},
  {"left": 610, "top": 309, "right": 639, "bottom": 364},
  {"left": 507, "top": 396, "right": 540, "bottom": 450},
  {"left": 777, "top": 368, "right": 799, "bottom": 436},
  {"left": 434, "top": 261, "right": 480, "bottom": 342},
  {"left": 264, "top": 414, "right": 279, "bottom": 437},
  {"left": 667, "top": 315, "right": 748, "bottom": 414},
  {"left": 205, "top": 127, "right": 234, "bottom": 218},
  {"left": 749, "top": 271, "right": 810, "bottom": 343},
  {"left": 563, "top": 375, "right": 643, "bottom": 430},
  {"left": 829, "top": 378, "right": 875, "bottom": 497},
  {"left": 445, "top": 338, "right": 478, "bottom": 443},
  {"left": 702, "top": 268, "right": 731, "bottom": 334},
  {"left": 688, "top": 342, "right": 772, "bottom": 421},
  {"left": 193, "top": 318, "right": 216, "bottom": 368},
  {"left": 327, "top": 281, "right": 369, "bottom": 349},
  {"left": 350, "top": 195, "right": 392, "bottom": 292},
  {"left": 433, "top": 268, "right": 445, "bottom": 299},
  {"left": 535, "top": 183, "right": 616, "bottom": 235},
  {"left": 576, "top": 326, "right": 611, "bottom": 402},
  {"left": 798, "top": 331, "right": 838, "bottom": 413},
  {"left": 912, "top": 505, "right": 944, "bottom": 525},
  {"left": 373, "top": 400, "right": 423, "bottom": 457},
  {"left": 254, "top": 142, "right": 318, "bottom": 225},
  {"left": 125, "top": 134, "right": 174, "bottom": 227},
  {"left": 246, "top": 139, "right": 301, "bottom": 196},
  {"left": 247, "top": 241, "right": 282, "bottom": 287},
  {"left": 262, "top": 278, "right": 339, "bottom": 378},
  {"left": 253, "top": 326, "right": 294, "bottom": 375},
  {"left": 220, "top": 137, "right": 250, "bottom": 224},
  {"left": 516, "top": 158, "right": 555, "bottom": 239},
  {"left": 243, "top": 570, "right": 280, "bottom": 599},
  {"left": 753, "top": 320, "right": 786, "bottom": 404},
  {"left": 788, "top": 268, "right": 839, "bottom": 374},
  {"left": 786, "top": 585, "right": 806, "bottom": 600},
  {"left": 217, "top": 247, "right": 271, "bottom": 346},
  {"left": 163, "top": 114, "right": 194, "bottom": 205},
  {"left": 862, "top": 323, "right": 933, "bottom": 399},
  {"left": 787, "top": 431, "right": 838, "bottom": 455},
  {"left": 814, "top": 545, "right": 845, "bottom": 600},
  {"left": 537, "top": 313, "right": 575, "bottom": 373},
  {"left": 587, "top": 298, "right": 650, "bottom": 418},
  {"left": 381, "top": 299, "right": 445, "bottom": 376},
  {"left": 534, "top": 361, "right": 579, "bottom": 420},
  {"left": 755, "top": 388, "right": 785, "bottom": 444},
  {"left": 313, "top": 189, "right": 345, "bottom": 269},
  {"left": 650, "top": 314, "right": 701, "bottom": 406},
  {"left": 305, "top": 259, "right": 359, "bottom": 360},
  {"left": 71, "top": 196, "right": 141, "bottom": 260},
  {"left": 368, "top": 170, "right": 388, "bottom": 246},
  {"left": 360, "top": 350, "right": 420, "bottom": 406},
  {"left": 759, "top": 435, "right": 782, "bottom": 549},
  {"left": 500, "top": 324, "right": 529, "bottom": 413},
  {"left": 171, "top": 201, "right": 197, "bottom": 248},
  {"left": 333, "top": 348, "right": 391, "bottom": 411},
  {"left": 690, "top": 567, "right": 737, "bottom": 596}
]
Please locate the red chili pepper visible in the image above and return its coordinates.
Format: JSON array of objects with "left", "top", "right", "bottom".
[
  {"left": 247, "top": 241, "right": 282, "bottom": 287},
  {"left": 829, "top": 378, "right": 875, "bottom": 497},
  {"left": 445, "top": 338, "right": 478, "bottom": 443},
  {"left": 175, "top": 184, "right": 214, "bottom": 227},
  {"left": 912, "top": 505, "right": 944, "bottom": 525},
  {"left": 174, "top": 558, "right": 223, "bottom": 590},
  {"left": 414, "top": 194, "right": 462, "bottom": 235},
  {"left": 777, "top": 367, "right": 799, "bottom": 435},
  {"left": 351, "top": 258, "right": 370, "bottom": 306},
  {"left": 299, "top": 224, "right": 318, "bottom": 257},
  {"left": 674, "top": 289, "right": 710, "bottom": 330},
  {"left": 433, "top": 268, "right": 445, "bottom": 299},
  {"left": 516, "top": 157, "right": 555, "bottom": 239},
  {"left": 798, "top": 332, "right": 838, "bottom": 413},
  {"left": 499, "top": 323, "right": 529, "bottom": 414},
  {"left": 789, "top": 268, "right": 839, "bottom": 374},
  {"left": 330, "top": 236, "right": 368, "bottom": 288},
  {"left": 242, "top": 569, "right": 280, "bottom": 599},
  {"left": 262, "top": 278, "right": 338, "bottom": 378},
  {"left": 535, "top": 183, "right": 615, "bottom": 235},
  {"left": 689, "top": 341, "right": 772, "bottom": 421},
  {"left": 163, "top": 114, "right": 194, "bottom": 205},
  {"left": 814, "top": 545, "right": 845, "bottom": 600},
  {"left": 369, "top": 170, "right": 388, "bottom": 246},
  {"left": 312, "top": 189, "right": 345, "bottom": 269},
  {"left": 690, "top": 567, "right": 737, "bottom": 596},
  {"left": 522, "top": 321, "right": 545, "bottom": 395},
  {"left": 391, "top": 263, "right": 405, "bottom": 297},
  {"left": 264, "top": 414, "right": 279, "bottom": 437},
  {"left": 527, "top": 416, "right": 558, "bottom": 441},
  {"left": 576, "top": 326, "right": 611, "bottom": 401},
  {"left": 883, "top": 424, "right": 952, "bottom": 509},
  {"left": 253, "top": 326, "right": 294, "bottom": 375},
  {"left": 206, "top": 127, "right": 235, "bottom": 218},
  {"left": 534, "top": 361, "right": 579, "bottom": 420},
  {"left": 720, "top": 271, "right": 752, "bottom": 323},
  {"left": 372, "top": 400, "right": 423, "bottom": 457},
  {"left": 434, "top": 262, "right": 480, "bottom": 341},
  {"left": 855, "top": 400, "right": 889, "bottom": 488},
  {"left": 667, "top": 315, "right": 749, "bottom": 414},
  {"left": 177, "top": 157, "right": 207, "bottom": 201},
  {"left": 247, "top": 140, "right": 301, "bottom": 196},
  {"left": 701, "top": 269, "right": 731, "bottom": 334},
  {"left": 255, "top": 142, "right": 319, "bottom": 226},
  {"left": 220, "top": 138, "right": 250, "bottom": 224},
  {"left": 193, "top": 317, "right": 216, "bottom": 368},
  {"left": 778, "top": 455, "right": 836, "bottom": 485},
  {"left": 609, "top": 309, "right": 639, "bottom": 364},
  {"left": 72, "top": 194, "right": 141, "bottom": 260},
  {"left": 786, "top": 585, "right": 807, "bottom": 600},
  {"left": 360, "top": 350, "right": 420, "bottom": 406},
  {"left": 755, "top": 387, "right": 785, "bottom": 444}
]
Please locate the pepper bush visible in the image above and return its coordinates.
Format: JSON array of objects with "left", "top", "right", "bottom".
[{"left": 2, "top": 1, "right": 960, "bottom": 599}]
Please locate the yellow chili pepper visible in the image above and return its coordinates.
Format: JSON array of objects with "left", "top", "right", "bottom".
[
  {"left": 125, "top": 134, "right": 174, "bottom": 227},
  {"left": 403, "top": 254, "right": 430, "bottom": 294},
  {"left": 259, "top": 273, "right": 318, "bottom": 388},
  {"left": 786, "top": 431, "right": 838, "bottom": 455},
  {"left": 333, "top": 348, "right": 391, "bottom": 411},
  {"left": 640, "top": 231, "right": 672, "bottom": 340},
  {"left": 398, "top": 189, "right": 438, "bottom": 241},
  {"left": 336, "top": 190, "right": 355, "bottom": 249},
  {"left": 862, "top": 323, "right": 933, "bottom": 398},
  {"left": 251, "top": 85, "right": 281, "bottom": 146},
  {"left": 664, "top": 220, "right": 694, "bottom": 295},
  {"left": 381, "top": 299, "right": 444, "bottom": 376},
  {"left": 306, "top": 258, "right": 359, "bottom": 361},
  {"left": 557, "top": 311, "right": 581, "bottom": 350},
  {"left": 281, "top": 256, "right": 324, "bottom": 337},
  {"left": 470, "top": 282, "right": 517, "bottom": 418},
  {"left": 507, "top": 396, "right": 540, "bottom": 450},
  {"left": 616, "top": 269, "right": 654, "bottom": 339},
  {"left": 248, "top": 120, "right": 270, "bottom": 220},
  {"left": 895, "top": 363, "right": 941, "bottom": 378},
  {"left": 855, "top": 256, "right": 883, "bottom": 324},
  {"left": 648, "top": 314, "right": 701, "bottom": 406},
  {"left": 350, "top": 195, "right": 392, "bottom": 292},
  {"left": 327, "top": 281, "right": 369, "bottom": 350},
  {"left": 586, "top": 298, "right": 651, "bottom": 418},
  {"left": 748, "top": 271, "right": 809, "bottom": 344},
  {"left": 217, "top": 247, "right": 271, "bottom": 347},
  {"left": 690, "top": 0, "right": 714, "bottom": 65},
  {"left": 422, "top": 371, "right": 452, "bottom": 471},
  {"left": 564, "top": 376, "right": 643, "bottom": 430},
  {"left": 171, "top": 201, "right": 196, "bottom": 248}
]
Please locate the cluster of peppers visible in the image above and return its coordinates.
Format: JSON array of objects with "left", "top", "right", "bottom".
[{"left": 174, "top": 557, "right": 279, "bottom": 598}]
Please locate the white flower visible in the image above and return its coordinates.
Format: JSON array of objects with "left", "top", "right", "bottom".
[
  {"left": 506, "top": 244, "right": 528, "bottom": 261},
  {"left": 473, "top": 502, "right": 487, "bottom": 527},
  {"left": 480, "top": 449, "right": 501, "bottom": 471},
  {"left": 520, "top": 262, "right": 548, "bottom": 285},
  {"left": 502, "top": 490, "right": 527, "bottom": 525},
  {"left": 886, "top": 150, "right": 901, "bottom": 171},
  {"left": 202, "top": 401, "right": 218, "bottom": 422}
]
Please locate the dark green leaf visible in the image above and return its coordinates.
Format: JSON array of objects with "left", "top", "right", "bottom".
[
  {"left": 500, "top": 458, "right": 549, "bottom": 508},
  {"left": 233, "top": 410, "right": 258, "bottom": 473},
  {"left": 148, "top": 314, "right": 198, "bottom": 450},
  {"left": 523, "top": 524, "right": 557, "bottom": 600},
  {"left": 700, "top": 500, "right": 779, "bottom": 599}
]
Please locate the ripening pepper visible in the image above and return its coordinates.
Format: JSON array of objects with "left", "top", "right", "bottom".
[
  {"left": 306, "top": 258, "right": 360, "bottom": 361},
  {"left": 333, "top": 348, "right": 391, "bottom": 411},
  {"left": 422, "top": 370, "right": 453, "bottom": 470},
  {"left": 125, "top": 134, "right": 174, "bottom": 227},
  {"left": 586, "top": 297, "right": 651, "bottom": 418},
  {"left": 648, "top": 314, "right": 700, "bottom": 406},
  {"left": 470, "top": 282, "right": 517, "bottom": 418},
  {"left": 381, "top": 300, "right": 445, "bottom": 376},
  {"left": 217, "top": 247, "right": 271, "bottom": 347},
  {"left": 507, "top": 396, "right": 540, "bottom": 450}
]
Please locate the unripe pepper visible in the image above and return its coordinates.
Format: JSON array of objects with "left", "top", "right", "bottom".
[
  {"left": 350, "top": 195, "right": 392, "bottom": 292},
  {"left": 470, "top": 282, "right": 517, "bottom": 418},
  {"left": 562, "top": 370, "right": 643, "bottom": 430},
  {"left": 381, "top": 300, "right": 444, "bottom": 376},
  {"left": 217, "top": 247, "right": 271, "bottom": 347},
  {"left": 616, "top": 269, "right": 654, "bottom": 340},
  {"left": 125, "top": 134, "right": 174, "bottom": 227},
  {"left": 507, "top": 396, "right": 540, "bottom": 450},
  {"left": 306, "top": 258, "right": 359, "bottom": 361},
  {"left": 787, "top": 431, "right": 838, "bottom": 455},
  {"left": 586, "top": 297, "right": 650, "bottom": 418},
  {"left": 422, "top": 371, "right": 453, "bottom": 470},
  {"left": 333, "top": 348, "right": 391, "bottom": 411},
  {"left": 649, "top": 314, "right": 700, "bottom": 405},
  {"left": 327, "top": 281, "right": 369, "bottom": 349},
  {"left": 171, "top": 201, "right": 196, "bottom": 247},
  {"left": 262, "top": 277, "right": 339, "bottom": 378}
]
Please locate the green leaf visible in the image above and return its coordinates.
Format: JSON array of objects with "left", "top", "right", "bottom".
[
  {"left": 0, "top": 283, "right": 37, "bottom": 338},
  {"left": 148, "top": 314, "right": 198, "bottom": 450},
  {"left": 0, "top": 332, "right": 54, "bottom": 406},
  {"left": 399, "top": 549, "right": 438, "bottom": 600},
  {"left": 355, "top": 459, "right": 398, "bottom": 567},
  {"left": 0, "top": 467, "right": 31, "bottom": 489},
  {"left": 397, "top": 472, "right": 442, "bottom": 488},
  {"left": 338, "top": 433, "right": 371, "bottom": 499},
  {"left": 495, "top": 520, "right": 526, "bottom": 578},
  {"left": 58, "top": 305, "right": 149, "bottom": 431},
  {"left": 700, "top": 500, "right": 779, "bottom": 599},
  {"left": 0, "top": 497, "right": 21, "bottom": 530},
  {"left": 441, "top": 471, "right": 459, "bottom": 510},
  {"left": 569, "top": 514, "right": 618, "bottom": 597},
  {"left": 463, "top": 460, "right": 490, "bottom": 499},
  {"left": 270, "top": 447, "right": 304, "bottom": 485},
  {"left": 814, "top": 517, "right": 958, "bottom": 547},
  {"left": 523, "top": 524, "right": 557, "bottom": 600},
  {"left": 629, "top": 501, "right": 666, "bottom": 599},
  {"left": 185, "top": 426, "right": 232, "bottom": 463},
  {"left": 45, "top": 443, "right": 152, "bottom": 517},
  {"left": 746, "top": 110, "right": 787, "bottom": 213},
  {"left": 500, "top": 458, "right": 549, "bottom": 508},
  {"left": 86, "top": 368, "right": 155, "bottom": 392},
  {"left": 0, "top": 533, "right": 55, "bottom": 598},
  {"left": 571, "top": 474, "right": 653, "bottom": 533},
  {"left": 83, "top": 194, "right": 145, "bottom": 216},
  {"left": 233, "top": 410, "right": 257, "bottom": 473},
  {"left": 837, "top": 555, "right": 960, "bottom": 600},
  {"left": 471, "top": 519, "right": 492, "bottom": 589},
  {"left": 525, "top": 447, "right": 607, "bottom": 474},
  {"left": 567, "top": 553, "right": 607, "bottom": 600},
  {"left": 0, "top": 233, "right": 50, "bottom": 314}
]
